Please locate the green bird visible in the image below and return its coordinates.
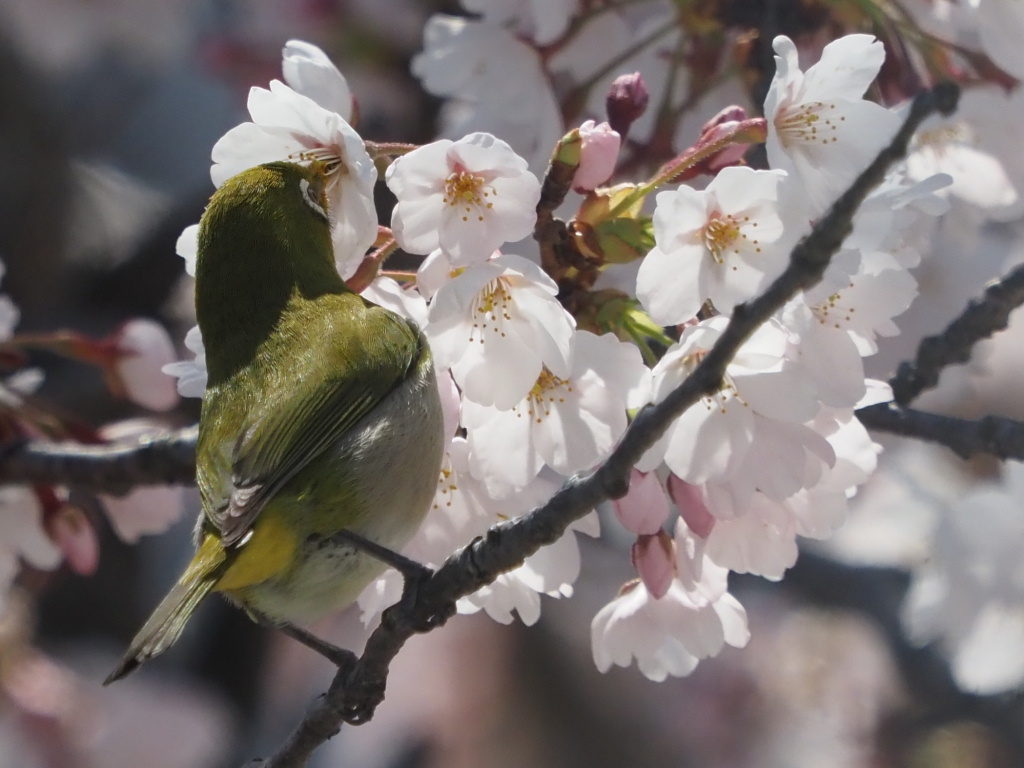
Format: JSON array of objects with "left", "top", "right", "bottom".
[{"left": 106, "top": 161, "right": 444, "bottom": 683}]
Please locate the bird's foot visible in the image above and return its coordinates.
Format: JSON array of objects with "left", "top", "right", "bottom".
[
  {"left": 251, "top": 610, "right": 356, "bottom": 669},
  {"left": 331, "top": 530, "right": 454, "bottom": 633},
  {"left": 330, "top": 529, "right": 433, "bottom": 583}
]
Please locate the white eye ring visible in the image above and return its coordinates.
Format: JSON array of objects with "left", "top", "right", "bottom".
[{"left": 300, "top": 178, "right": 329, "bottom": 221}]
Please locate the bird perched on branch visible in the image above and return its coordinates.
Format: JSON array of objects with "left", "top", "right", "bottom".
[{"left": 106, "top": 161, "right": 444, "bottom": 683}]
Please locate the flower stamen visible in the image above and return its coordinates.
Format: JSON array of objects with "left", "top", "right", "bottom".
[
  {"left": 775, "top": 100, "right": 843, "bottom": 148},
  {"left": 443, "top": 169, "right": 497, "bottom": 223}
]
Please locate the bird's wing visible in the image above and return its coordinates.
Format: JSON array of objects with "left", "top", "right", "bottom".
[{"left": 201, "top": 301, "right": 422, "bottom": 547}]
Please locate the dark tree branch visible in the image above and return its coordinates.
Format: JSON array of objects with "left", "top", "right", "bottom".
[
  {"left": 0, "top": 425, "right": 197, "bottom": 494},
  {"left": 856, "top": 402, "right": 1024, "bottom": 461},
  {"left": 248, "top": 84, "right": 959, "bottom": 768},
  {"left": 890, "top": 259, "right": 1024, "bottom": 406}
]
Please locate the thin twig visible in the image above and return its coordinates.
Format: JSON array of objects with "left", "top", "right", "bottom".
[
  {"left": 856, "top": 402, "right": 1024, "bottom": 461},
  {"left": 890, "top": 260, "right": 1024, "bottom": 405},
  {"left": 0, "top": 426, "right": 197, "bottom": 494}
]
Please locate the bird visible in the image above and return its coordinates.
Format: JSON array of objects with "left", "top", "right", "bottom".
[{"left": 105, "top": 161, "right": 444, "bottom": 683}]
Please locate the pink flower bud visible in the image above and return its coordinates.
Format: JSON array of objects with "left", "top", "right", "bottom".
[
  {"left": 606, "top": 72, "right": 648, "bottom": 139},
  {"left": 572, "top": 120, "right": 621, "bottom": 192},
  {"left": 667, "top": 474, "right": 715, "bottom": 538},
  {"left": 116, "top": 319, "right": 179, "bottom": 412},
  {"left": 701, "top": 105, "right": 748, "bottom": 133},
  {"left": 631, "top": 530, "right": 675, "bottom": 599},
  {"left": 613, "top": 469, "right": 671, "bottom": 536},
  {"left": 695, "top": 107, "right": 751, "bottom": 174},
  {"left": 49, "top": 506, "right": 98, "bottom": 576}
]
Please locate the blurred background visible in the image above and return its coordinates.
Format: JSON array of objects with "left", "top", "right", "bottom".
[{"left": 0, "top": 1, "right": 1023, "bottom": 767}]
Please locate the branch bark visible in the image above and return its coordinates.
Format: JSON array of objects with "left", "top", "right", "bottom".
[
  {"left": 0, "top": 425, "right": 197, "bottom": 494},
  {"left": 890, "top": 259, "right": 1024, "bottom": 406},
  {"left": 856, "top": 402, "right": 1024, "bottom": 461}
]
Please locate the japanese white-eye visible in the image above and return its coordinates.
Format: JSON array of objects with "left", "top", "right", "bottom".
[{"left": 106, "top": 161, "right": 444, "bottom": 683}]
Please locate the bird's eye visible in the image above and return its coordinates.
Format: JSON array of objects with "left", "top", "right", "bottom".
[{"left": 300, "top": 178, "right": 329, "bottom": 221}]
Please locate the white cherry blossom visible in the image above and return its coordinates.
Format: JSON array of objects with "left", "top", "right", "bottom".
[
  {"left": 592, "top": 522, "right": 749, "bottom": 682},
  {"left": 176, "top": 224, "right": 198, "bottom": 277},
  {"left": 460, "top": 0, "right": 579, "bottom": 45},
  {"left": 0, "top": 487, "right": 62, "bottom": 615},
  {"left": 697, "top": 409, "right": 876, "bottom": 579},
  {"left": 424, "top": 253, "right": 575, "bottom": 409},
  {"left": 765, "top": 34, "right": 900, "bottom": 215},
  {"left": 411, "top": 16, "right": 563, "bottom": 170},
  {"left": 640, "top": 317, "right": 820, "bottom": 486},
  {"left": 385, "top": 132, "right": 541, "bottom": 265},
  {"left": 462, "top": 330, "right": 650, "bottom": 491},
  {"left": 974, "top": 0, "right": 1024, "bottom": 80},
  {"left": 281, "top": 39, "right": 354, "bottom": 122},
  {"left": 359, "top": 276, "right": 429, "bottom": 329},
  {"left": 904, "top": 86, "right": 1022, "bottom": 220},
  {"left": 114, "top": 319, "right": 179, "bottom": 412},
  {"left": 783, "top": 249, "right": 917, "bottom": 407},
  {"left": 98, "top": 421, "right": 185, "bottom": 543},
  {"left": 359, "top": 444, "right": 598, "bottom": 627},
  {"left": 162, "top": 325, "right": 207, "bottom": 398},
  {"left": 902, "top": 460, "right": 1024, "bottom": 693},
  {"left": 210, "top": 80, "right": 377, "bottom": 278},
  {"left": 636, "top": 167, "right": 787, "bottom": 325}
]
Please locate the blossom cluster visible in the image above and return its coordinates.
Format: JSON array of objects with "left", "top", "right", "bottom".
[
  {"left": 0, "top": 277, "right": 186, "bottom": 611},
  {"left": 156, "top": 25, "right": 968, "bottom": 684},
  {"left": 2, "top": 0, "right": 1024, "bottom": 713}
]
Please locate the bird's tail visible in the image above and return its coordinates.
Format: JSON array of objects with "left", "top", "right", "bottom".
[{"left": 104, "top": 535, "right": 226, "bottom": 684}]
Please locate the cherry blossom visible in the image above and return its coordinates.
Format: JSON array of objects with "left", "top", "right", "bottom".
[
  {"left": 98, "top": 421, "right": 185, "bottom": 543},
  {"left": 281, "top": 39, "right": 354, "bottom": 122},
  {"left": 572, "top": 120, "right": 621, "bottom": 192},
  {"left": 48, "top": 504, "right": 98, "bottom": 576},
  {"left": 632, "top": 531, "right": 675, "bottom": 599},
  {"left": 640, "top": 317, "right": 820, "bottom": 486},
  {"left": 460, "top": 0, "right": 579, "bottom": 45},
  {"left": 359, "top": 442, "right": 598, "bottom": 627},
  {"left": 764, "top": 34, "right": 900, "bottom": 215},
  {"left": 613, "top": 469, "right": 671, "bottom": 536},
  {"left": 636, "top": 166, "right": 787, "bottom": 325},
  {"left": 385, "top": 133, "right": 541, "bottom": 265},
  {"left": 904, "top": 87, "right": 1023, "bottom": 220},
  {"left": 176, "top": 224, "right": 198, "bottom": 277},
  {"left": 974, "top": 0, "right": 1024, "bottom": 80},
  {"left": 114, "top": 319, "right": 179, "bottom": 412},
  {"left": 901, "top": 460, "right": 1024, "bottom": 694},
  {"left": 162, "top": 325, "right": 207, "bottom": 398},
  {"left": 424, "top": 253, "right": 575, "bottom": 409},
  {"left": 411, "top": 16, "right": 563, "bottom": 170},
  {"left": 782, "top": 249, "right": 918, "bottom": 407},
  {"left": 0, "top": 487, "right": 62, "bottom": 614},
  {"left": 359, "top": 276, "right": 429, "bottom": 329},
  {"left": 696, "top": 409, "right": 876, "bottom": 579},
  {"left": 462, "top": 330, "right": 650, "bottom": 491},
  {"left": 210, "top": 80, "right": 377, "bottom": 278},
  {"left": 592, "top": 523, "right": 749, "bottom": 682}
]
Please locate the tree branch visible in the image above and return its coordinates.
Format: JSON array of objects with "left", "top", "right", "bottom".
[
  {"left": 0, "top": 425, "right": 197, "bottom": 494},
  {"left": 249, "top": 83, "right": 959, "bottom": 768},
  {"left": 890, "top": 259, "right": 1024, "bottom": 406},
  {"left": 856, "top": 402, "right": 1024, "bottom": 461}
]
